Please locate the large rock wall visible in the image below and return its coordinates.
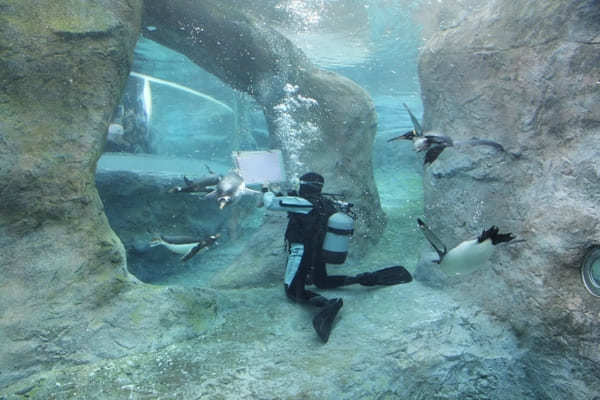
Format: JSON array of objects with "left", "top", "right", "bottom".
[
  {"left": 418, "top": 0, "right": 600, "bottom": 377},
  {"left": 0, "top": 0, "right": 219, "bottom": 388}
]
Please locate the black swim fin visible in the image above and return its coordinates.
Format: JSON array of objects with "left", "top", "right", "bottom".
[
  {"left": 357, "top": 265, "right": 413, "bottom": 286},
  {"left": 312, "top": 298, "right": 343, "bottom": 343}
]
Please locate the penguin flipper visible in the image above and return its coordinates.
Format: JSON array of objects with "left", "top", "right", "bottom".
[
  {"left": 204, "top": 164, "right": 216, "bottom": 175},
  {"left": 181, "top": 242, "right": 204, "bottom": 262},
  {"left": 171, "top": 175, "right": 219, "bottom": 193},
  {"left": 479, "top": 226, "right": 515, "bottom": 245},
  {"left": 424, "top": 146, "right": 446, "bottom": 165},
  {"left": 183, "top": 176, "right": 194, "bottom": 186},
  {"left": 204, "top": 190, "right": 217, "bottom": 200},
  {"left": 417, "top": 218, "right": 447, "bottom": 262},
  {"left": 403, "top": 103, "right": 424, "bottom": 136},
  {"left": 191, "top": 175, "right": 221, "bottom": 190},
  {"left": 424, "top": 135, "right": 453, "bottom": 147}
]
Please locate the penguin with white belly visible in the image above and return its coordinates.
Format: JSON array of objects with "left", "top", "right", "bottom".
[
  {"left": 149, "top": 233, "right": 220, "bottom": 262},
  {"left": 417, "top": 218, "right": 515, "bottom": 276},
  {"left": 387, "top": 103, "right": 505, "bottom": 165},
  {"left": 205, "top": 171, "right": 261, "bottom": 210},
  {"left": 169, "top": 170, "right": 261, "bottom": 210}
]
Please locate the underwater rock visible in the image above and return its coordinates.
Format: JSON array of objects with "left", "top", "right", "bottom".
[
  {"left": 208, "top": 212, "right": 288, "bottom": 290},
  {"left": 418, "top": 0, "right": 600, "bottom": 394},
  {"left": 0, "top": 281, "right": 543, "bottom": 399},
  {"left": 45, "top": 1, "right": 121, "bottom": 38},
  {"left": 413, "top": 251, "right": 447, "bottom": 289},
  {"left": 0, "top": 0, "right": 216, "bottom": 389}
]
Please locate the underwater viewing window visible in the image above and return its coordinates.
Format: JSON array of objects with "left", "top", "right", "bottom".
[
  {"left": 581, "top": 246, "right": 600, "bottom": 297},
  {"left": 96, "top": 36, "right": 273, "bottom": 283},
  {"left": 104, "top": 36, "right": 270, "bottom": 161}
]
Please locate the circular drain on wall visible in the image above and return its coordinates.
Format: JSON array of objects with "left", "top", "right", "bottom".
[{"left": 581, "top": 247, "right": 600, "bottom": 297}]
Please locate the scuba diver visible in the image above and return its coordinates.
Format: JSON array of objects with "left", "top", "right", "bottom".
[{"left": 263, "top": 172, "right": 412, "bottom": 343}]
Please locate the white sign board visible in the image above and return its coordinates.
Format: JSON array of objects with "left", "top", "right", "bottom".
[{"left": 233, "top": 150, "right": 286, "bottom": 185}]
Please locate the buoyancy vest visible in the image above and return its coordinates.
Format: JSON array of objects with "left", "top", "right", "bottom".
[{"left": 284, "top": 194, "right": 337, "bottom": 258}]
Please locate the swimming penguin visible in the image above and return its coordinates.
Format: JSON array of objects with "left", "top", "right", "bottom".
[
  {"left": 149, "top": 233, "right": 220, "bottom": 261},
  {"left": 417, "top": 218, "right": 515, "bottom": 275},
  {"left": 387, "top": 103, "right": 504, "bottom": 164},
  {"left": 206, "top": 171, "right": 261, "bottom": 209},
  {"left": 169, "top": 168, "right": 260, "bottom": 210}
]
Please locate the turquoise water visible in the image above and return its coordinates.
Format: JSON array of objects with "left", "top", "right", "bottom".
[
  {"left": 101, "top": 0, "right": 428, "bottom": 286},
  {"left": 5, "top": 1, "right": 598, "bottom": 398}
]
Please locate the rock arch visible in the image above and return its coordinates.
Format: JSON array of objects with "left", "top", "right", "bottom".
[{"left": 142, "top": 0, "right": 386, "bottom": 247}]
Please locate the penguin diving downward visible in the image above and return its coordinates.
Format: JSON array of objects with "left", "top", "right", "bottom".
[
  {"left": 417, "top": 218, "right": 515, "bottom": 276},
  {"left": 149, "top": 233, "right": 220, "bottom": 261},
  {"left": 387, "top": 103, "right": 504, "bottom": 165},
  {"left": 169, "top": 168, "right": 261, "bottom": 210}
]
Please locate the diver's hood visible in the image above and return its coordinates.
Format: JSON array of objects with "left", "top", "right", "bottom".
[{"left": 299, "top": 172, "right": 324, "bottom": 196}]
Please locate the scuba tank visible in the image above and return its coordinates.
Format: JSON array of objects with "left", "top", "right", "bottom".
[{"left": 322, "top": 210, "right": 354, "bottom": 264}]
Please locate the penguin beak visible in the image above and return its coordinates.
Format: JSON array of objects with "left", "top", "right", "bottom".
[{"left": 387, "top": 130, "right": 415, "bottom": 142}]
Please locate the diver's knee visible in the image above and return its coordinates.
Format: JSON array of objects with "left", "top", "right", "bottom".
[
  {"left": 284, "top": 284, "right": 300, "bottom": 302},
  {"left": 312, "top": 278, "right": 327, "bottom": 289}
]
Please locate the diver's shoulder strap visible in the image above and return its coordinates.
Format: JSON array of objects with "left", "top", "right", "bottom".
[{"left": 264, "top": 192, "right": 314, "bottom": 214}]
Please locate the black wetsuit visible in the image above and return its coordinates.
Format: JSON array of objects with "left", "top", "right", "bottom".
[{"left": 284, "top": 193, "right": 353, "bottom": 306}]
